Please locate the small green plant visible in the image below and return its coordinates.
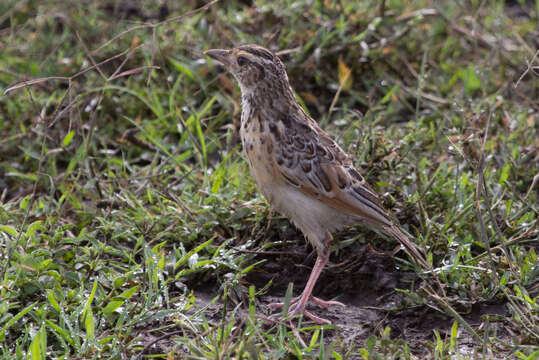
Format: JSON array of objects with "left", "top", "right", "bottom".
[{"left": 0, "top": 0, "right": 537, "bottom": 358}]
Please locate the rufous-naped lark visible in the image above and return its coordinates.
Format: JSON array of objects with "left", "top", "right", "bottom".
[{"left": 205, "top": 45, "right": 428, "bottom": 324}]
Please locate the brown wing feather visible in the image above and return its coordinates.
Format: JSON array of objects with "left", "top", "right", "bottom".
[
  {"left": 270, "top": 111, "right": 392, "bottom": 227},
  {"left": 267, "top": 109, "right": 429, "bottom": 268}
]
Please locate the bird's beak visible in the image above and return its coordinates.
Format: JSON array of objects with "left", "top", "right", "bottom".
[{"left": 204, "top": 49, "right": 232, "bottom": 66}]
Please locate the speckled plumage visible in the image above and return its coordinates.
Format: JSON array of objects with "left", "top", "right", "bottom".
[{"left": 205, "top": 45, "right": 428, "bottom": 323}]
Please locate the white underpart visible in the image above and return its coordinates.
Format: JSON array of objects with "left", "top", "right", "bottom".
[{"left": 263, "top": 183, "right": 355, "bottom": 252}]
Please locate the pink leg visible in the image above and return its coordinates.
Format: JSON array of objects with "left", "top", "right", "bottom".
[
  {"left": 287, "top": 250, "right": 330, "bottom": 323},
  {"left": 268, "top": 232, "right": 344, "bottom": 324}
]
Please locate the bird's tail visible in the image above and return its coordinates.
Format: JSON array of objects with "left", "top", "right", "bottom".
[{"left": 383, "top": 224, "right": 430, "bottom": 270}]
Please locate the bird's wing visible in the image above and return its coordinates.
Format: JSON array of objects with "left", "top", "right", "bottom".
[
  {"left": 270, "top": 112, "right": 393, "bottom": 228},
  {"left": 268, "top": 110, "right": 429, "bottom": 269}
]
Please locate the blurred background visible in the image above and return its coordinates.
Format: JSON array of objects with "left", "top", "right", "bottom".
[{"left": 0, "top": 0, "right": 537, "bottom": 358}]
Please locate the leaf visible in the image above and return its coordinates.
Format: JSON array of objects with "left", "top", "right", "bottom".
[
  {"left": 47, "top": 290, "right": 61, "bottom": 312},
  {"left": 240, "top": 260, "right": 265, "bottom": 275},
  {"left": 168, "top": 58, "right": 195, "bottom": 80},
  {"left": 338, "top": 56, "right": 352, "bottom": 91},
  {"left": 26, "top": 220, "right": 43, "bottom": 238},
  {"left": 461, "top": 64, "right": 481, "bottom": 95},
  {"left": 299, "top": 92, "right": 318, "bottom": 104},
  {"left": 381, "top": 84, "right": 399, "bottom": 104},
  {"left": 382, "top": 326, "right": 391, "bottom": 339},
  {"left": 359, "top": 348, "right": 369, "bottom": 359},
  {"left": 0, "top": 302, "right": 37, "bottom": 341},
  {"left": 309, "top": 328, "right": 320, "bottom": 347},
  {"left": 29, "top": 327, "right": 47, "bottom": 360},
  {"left": 85, "top": 307, "right": 95, "bottom": 340},
  {"left": 62, "top": 130, "right": 76, "bottom": 147},
  {"left": 103, "top": 299, "right": 124, "bottom": 316},
  {"left": 45, "top": 320, "right": 74, "bottom": 346},
  {"left": 174, "top": 237, "right": 215, "bottom": 271},
  {"left": 39, "top": 328, "right": 47, "bottom": 358},
  {"left": 30, "top": 331, "right": 42, "bottom": 360},
  {"left": 66, "top": 141, "right": 87, "bottom": 176},
  {"left": 0, "top": 225, "right": 18, "bottom": 237},
  {"left": 103, "top": 285, "right": 140, "bottom": 316},
  {"left": 6, "top": 172, "right": 38, "bottom": 182},
  {"left": 82, "top": 278, "right": 98, "bottom": 337},
  {"left": 450, "top": 320, "right": 458, "bottom": 353},
  {"left": 120, "top": 285, "right": 140, "bottom": 298},
  {"left": 499, "top": 162, "right": 510, "bottom": 184}
]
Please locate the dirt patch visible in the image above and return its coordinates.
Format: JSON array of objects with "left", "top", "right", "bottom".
[
  {"left": 246, "top": 242, "right": 412, "bottom": 307},
  {"left": 167, "top": 240, "right": 512, "bottom": 357},
  {"left": 242, "top": 244, "right": 427, "bottom": 350},
  {"left": 241, "top": 242, "right": 511, "bottom": 353}
]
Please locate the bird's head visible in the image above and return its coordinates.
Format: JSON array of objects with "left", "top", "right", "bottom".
[{"left": 205, "top": 45, "right": 290, "bottom": 96}]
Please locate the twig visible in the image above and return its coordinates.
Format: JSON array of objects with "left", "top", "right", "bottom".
[
  {"left": 3, "top": 0, "right": 219, "bottom": 95},
  {"left": 76, "top": 30, "right": 107, "bottom": 80},
  {"left": 476, "top": 103, "right": 515, "bottom": 273},
  {"left": 514, "top": 49, "right": 539, "bottom": 88},
  {"left": 423, "top": 284, "right": 483, "bottom": 342},
  {"left": 326, "top": 67, "right": 351, "bottom": 123},
  {"left": 395, "top": 8, "right": 438, "bottom": 21},
  {"left": 135, "top": 329, "right": 184, "bottom": 360},
  {"left": 415, "top": 37, "right": 431, "bottom": 123},
  {"left": 379, "top": 69, "right": 450, "bottom": 105},
  {"left": 146, "top": 27, "right": 157, "bottom": 86},
  {"left": 4, "top": 49, "right": 131, "bottom": 95},
  {"left": 467, "top": 225, "right": 537, "bottom": 264},
  {"left": 524, "top": 173, "right": 539, "bottom": 199},
  {"left": 110, "top": 44, "right": 144, "bottom": 79},
  {"left": 92, "top": 0, "right": 219, "bottom": 53},
  {"left": 109, "top": 66, "right": 160, "bottom": 80},
  {"left": 472, "top": 103, "right": 538, "bottom": 339}
]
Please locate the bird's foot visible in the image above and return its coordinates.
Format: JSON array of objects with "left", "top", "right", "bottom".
[
  {"left": 268, "top": 295, "right": 345, "bottom": 324},
  {"left": 268, "top": 295, "right": 344, "bottom": 310},
  {"left": 307, "top": 295, "right": 345, "bottom": 309},
  {"left": 288, "top": 303, "right": 332, "bottom": 324}
]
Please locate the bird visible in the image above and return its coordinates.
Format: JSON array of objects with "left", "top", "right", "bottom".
[{"left": 204, "top": 44, "right": 429, "bottom": 324}]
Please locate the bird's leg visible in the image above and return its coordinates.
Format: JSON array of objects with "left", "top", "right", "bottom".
[
  {"left": 268, "top": 232, "right": 344, "bottom": 324},
  {"left": 286, "top": 247, "right": 331, "bottom": 323}
]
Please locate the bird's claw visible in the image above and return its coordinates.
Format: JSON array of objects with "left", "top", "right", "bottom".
[{"left": 268, "top": 295, "right": 344, "bottom": 324}]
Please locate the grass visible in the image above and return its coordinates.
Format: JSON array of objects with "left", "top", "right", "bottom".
[{"left": 0, "top": 0, "right": 538, "bottom": 358}]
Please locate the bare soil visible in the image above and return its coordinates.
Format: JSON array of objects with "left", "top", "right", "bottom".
[{"left": 185, "top": 238, "right": 512, "bottom": 357}]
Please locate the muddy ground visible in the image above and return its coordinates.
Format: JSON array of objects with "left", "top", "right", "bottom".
[
  {"left": 133, "top": 230, "right": 514, "bottom": 358},
  {"left": 183, "top": 236, "right": 513, "bottom": 358}
]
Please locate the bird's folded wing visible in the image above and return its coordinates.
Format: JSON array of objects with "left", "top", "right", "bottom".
[
  {"left": 269, "top": 114, "right": 429, "bottom": 268},
  {"left": 272, "top": 119, "right": 392, "bottom": 228}
]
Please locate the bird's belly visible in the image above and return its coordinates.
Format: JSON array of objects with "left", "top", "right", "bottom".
[
  {"left": 263, "top": 181, "right": 355, "bottom": 250},
  {"left": 241, "top": 128, "right": 354, "bottom": 251},
  {"left": 245, "top": 150, "right": 354, "bottom": 251}
]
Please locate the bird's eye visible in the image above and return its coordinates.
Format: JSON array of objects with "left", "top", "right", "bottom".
[{"left": 237, "top": 56, "right": 249, "bottom": 66}]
